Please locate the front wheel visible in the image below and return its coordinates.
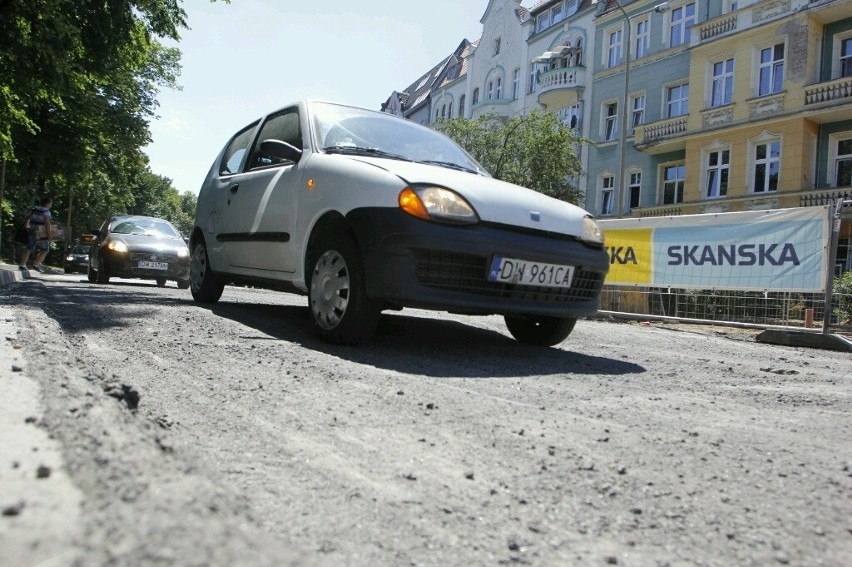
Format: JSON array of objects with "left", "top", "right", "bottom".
[
  {"left": 96, "top": 255, "right": 110, "bottom": 284},
  {"left": 504, "top": 315, "right": 577, "bottom": 346},
  {"left": 156, "top": 278, "right": 167, "bottom": 287},
  {"left": 308, "top": 235, "right": 379, "bottom": 346},
  {"left": 177, "top": 279, "right": 190, "bottom": 290},
  {"left": 190, "top": 240, "right": 224, "bottom": 303},
  {"left": 87, "top": 264, "right": 97, "bottom": 283}
]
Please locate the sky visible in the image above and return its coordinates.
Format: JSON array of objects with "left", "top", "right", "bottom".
[{"left": 144, "top": 0, "right": 497, "bottom": 195}]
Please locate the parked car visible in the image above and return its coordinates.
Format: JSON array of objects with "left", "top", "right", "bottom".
[
  {"left": 64, "top": 242, "right": 91, "bottom": 274},
  {"left": 189, "top": 100, "right": 609, "bottom": 346},
  {"left": 88, "top": 215, "right": 190, "bottom": 288}
]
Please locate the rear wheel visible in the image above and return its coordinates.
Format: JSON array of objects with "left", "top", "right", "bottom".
[
  {"left": 308, "top": 235, "right": 379, "bottom": 345},
  {"left": 190, "top": 240, "right": 224, "bottom": 303},
  {"left": 177, "top": 279, "right": 190, "bottom": 290},
  {"left": 504, "top": 315, "right": 577, "bottom": 346}
]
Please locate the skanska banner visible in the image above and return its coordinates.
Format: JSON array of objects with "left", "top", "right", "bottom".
[{"left": 598, "top": 207, "right": 830, "bottom": 293}]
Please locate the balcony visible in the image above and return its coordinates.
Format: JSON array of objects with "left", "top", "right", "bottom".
[
  {"left": 536, "top": 66, "right": 586, "bottom": 109},
  {"left": 692, "top": 0, "right": 811, "bottom": 47},
  {"left": 635, "top": 116, "right": 688, "bottom": 149}
]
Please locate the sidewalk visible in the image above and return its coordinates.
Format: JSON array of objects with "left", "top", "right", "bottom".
[{"left": 0, "top": 263, "right": 83, "bottom": 565}]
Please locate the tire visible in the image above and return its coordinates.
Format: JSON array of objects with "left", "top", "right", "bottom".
[
  {"left": 177, "top": 279, "right": 190, "bottom": 290},
  {"left": 87, "top": 263, "right": 96, "bottom": 283},
  {"left": 156, "top": 278, "right": 167, "bottom": 287},
  {"left": 96, "top": 255, "right": 110, "bottom": 284},
  {"left": 308, "top": 235, "right": 379, "bottom": 345},
  {"left": 190, "top": 240, "right": 224, "bottom": 303},
  {"left": 504, "top": 315, "right": 577, "bottom": 346}
]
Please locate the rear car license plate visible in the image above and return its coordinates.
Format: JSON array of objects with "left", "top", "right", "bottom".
[
  {"left": 138, "top": 261, "right": 168, "bottom": 270},
  {"left": 488, "top": 256, "right": 574, "bottom": 288}
]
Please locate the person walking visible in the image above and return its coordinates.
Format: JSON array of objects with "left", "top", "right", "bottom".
[{"left": 19, "top": 197, "right": 54, "bottom": 272}]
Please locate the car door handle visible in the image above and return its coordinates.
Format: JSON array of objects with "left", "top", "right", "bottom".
[{"left": 229, "top": 184, "right": 240, "bottom": 194}]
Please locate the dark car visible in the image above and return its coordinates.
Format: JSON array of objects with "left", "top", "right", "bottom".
[
  {"left": 64, "top": 243, "right": 91, "bottom": 274},
  {"left": 88, "top": 215, "right": 190, "bottom": 288}
]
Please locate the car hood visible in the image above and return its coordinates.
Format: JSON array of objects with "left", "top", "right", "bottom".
[{"left": 347, "top": 156, "right": 591, "bottom": 236}]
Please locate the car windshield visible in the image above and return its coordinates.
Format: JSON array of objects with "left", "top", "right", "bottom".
[
  {"left": 70, "top": 244, "right": 89, "bottom": 254},
  {"left": 110, "top": 218, "right": 181, "bottom": 238},
  {"left": 310, "top": 102, "right": 486, "bottom": 175}
]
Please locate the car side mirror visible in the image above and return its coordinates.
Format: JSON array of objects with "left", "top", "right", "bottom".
[{"left": 260, "top": 139, "right": 302, "bottom": 163}]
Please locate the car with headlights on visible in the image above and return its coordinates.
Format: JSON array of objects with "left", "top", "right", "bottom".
[
  {"left": 88, "top": 215, "right": 190, "bottom": 288},
  {"left": 64, "top": 242, "right": 91, "bottom": 274},
  {"left": 189, "top": 100, "right": 609, "bottom": 346}
]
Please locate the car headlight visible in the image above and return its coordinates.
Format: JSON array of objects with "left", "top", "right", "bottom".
[
  {"left": 176, "top": 247, "right": 189, "bottom": 258},
  {"left": 580, "top": 215, "right": 604, "bottom": 246},
  {"left": 66, "top": 255, "right": 73, "bottom": 262},
  {"left": 107, "top": 241, "right": 128, "bottom": 253},
  {"left": 398, "top": 186, "right": 478, "bottom": 224}
]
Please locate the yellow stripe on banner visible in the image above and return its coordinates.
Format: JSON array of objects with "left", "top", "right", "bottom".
[{"left": 603, "top": 228, "right": 653, "bottom": 285}]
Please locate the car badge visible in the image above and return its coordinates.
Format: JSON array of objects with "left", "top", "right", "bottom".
[{"left": 530, "top": 211, "right": 541, "bottom": 222}]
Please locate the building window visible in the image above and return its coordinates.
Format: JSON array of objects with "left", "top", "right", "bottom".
[
  {"left": 529, "top": 64, "right": 538, "bottom": 94},
  {"left": 752, "top": 140, "right": 780, "bottom": 193},
  {"left": 435, "top": 108, "right": 440, "bottom": 121},
  {"left": 663, "top": 164, "right": 685, "bottom": 204},
  {"left": 603, "top": 102, "right": 618, "bottom": 141},
  {"left": 705, "top": 149, "right": 730, "bottom": 198},
  {"left": 496, "top": 77, "right": 503, "bottom": 99},
  {"left": 670, "top": 3, "right": 696, "bottom": 48},
  {"left": 441, "top": 104, "right": 446, "bottom": 118},
  {"left": 635, "top": 18, "right": 650, "bottom": 59},
  {"left": 758, "top": 43, "right": 784, "bottom": 96},
  {"left": 551, "top": 3, "right": 564, "bottom": 25},
  {"left": 487, "top": 81, "right": 494, "bottom": 100},
  {"left": 711, "top": 58, "right": 734, "bottom": 107},
  {"left": 608, "top": 28, "right": 623, "bottom": 68},
  {"left": 494, "top": 37, "right": 501, "bottom": 56},
  {"left": 512, "top": 69, "right": 520, "bottom": 100},
  {"left": 628, "top": 172, "right": 642, "bottom": 210},
  {"left": 725, "top": 1, "right": 739, "bottom": 12},
  {"left": 558, "top": 104, "right": 581, "bottom": 130},
  {"left": 631, "top": 94, "right": 645, "bottom": 131},
  {"left": 537, "top": 12, "right": 550, "bottom": 33},
  {"left": 459, "top": 95, "right": 466, "bottom": 117},
  {"left": 448, "top": 101, "right": 453, "bottom": 117},
  {"left": 830, "top": 134, "right": 852, "bottom": 187},
  {"left": 666, "top": 83, "right": 689, "bottom": 117},
  {"left": 839, "top": 37, "right": 852, "bottom": 78},
  {"left": 472, "top": 88, "right": 479, "bottom": 105},
  {"left": 601, "top": 176, "right": 614, "bottom": 215}
]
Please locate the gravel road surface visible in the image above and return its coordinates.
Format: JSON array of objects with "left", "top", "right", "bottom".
[{"left": 1, "top": 273, "right": 850, "bottom": 566}]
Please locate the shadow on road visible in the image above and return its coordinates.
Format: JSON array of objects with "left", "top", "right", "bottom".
[{"left": 3, "top": 280, "right": 645, "bottom": 378}]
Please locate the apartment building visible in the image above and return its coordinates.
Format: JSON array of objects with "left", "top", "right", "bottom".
[{"left": 382, "top": 0, "right": 852, "bottom": 271}]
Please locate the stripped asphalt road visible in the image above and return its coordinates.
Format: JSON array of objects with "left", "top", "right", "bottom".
[{"left": 1, "top": 273, "right": 850, "bottom": 566}]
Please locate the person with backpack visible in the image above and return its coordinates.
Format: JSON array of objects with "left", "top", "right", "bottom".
[{"left": 18, "top": 197, "right": 53, "bottom": 272}]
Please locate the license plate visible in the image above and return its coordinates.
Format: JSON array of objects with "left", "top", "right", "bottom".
[
  {"left": 138, "top": 260, "right": 168, "bottom": 270},
  {"left": 488, "top": 256, "right": 574, "bottom": 288}
]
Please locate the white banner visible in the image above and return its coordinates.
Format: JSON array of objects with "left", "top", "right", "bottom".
[{"left": 599, "top": 207, "right": 830, "bottom": 293}]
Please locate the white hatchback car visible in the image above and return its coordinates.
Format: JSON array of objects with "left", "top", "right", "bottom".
[{"left": 190, "top": 101, "right": 609, "bottom": 346}]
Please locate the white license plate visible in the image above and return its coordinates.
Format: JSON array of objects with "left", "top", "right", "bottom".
[
  {"left": 488, "top": 256, "right": 575, "bottom": 288},
  {"left": 138, "top": 261, "right": 168, "bottom": 270}
]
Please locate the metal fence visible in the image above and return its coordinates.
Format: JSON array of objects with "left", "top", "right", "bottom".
[{"left": 598, "top": 286, "right": 852, "bottom": 336}]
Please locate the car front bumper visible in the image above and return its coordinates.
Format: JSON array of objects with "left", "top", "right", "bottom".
[
  {"left": 348, "top": 208, "right": 610, "bottom": 318},
  {"left": 102, "top": 251, "right": 190, "bottom": 281}
]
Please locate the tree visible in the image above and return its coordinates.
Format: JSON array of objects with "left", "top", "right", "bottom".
[
  {"left": 0, "top": 0, "right": 203, "bottom": 260},
  {"left": 435, "top": 111, "right": 587, "bottom": 205},
  {"left": 130, "top": 170, "right": 195, "bottom": 236}
]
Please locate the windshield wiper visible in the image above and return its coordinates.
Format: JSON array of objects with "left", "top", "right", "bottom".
[
  {"left": 417, "top": 160, "right": 478, "bottom": 174},
  {"left": 322, "top": 146, "right": 411, "bottom": 162}
]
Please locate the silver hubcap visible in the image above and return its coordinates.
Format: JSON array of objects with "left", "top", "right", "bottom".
[
  {"left": 190, "top": 245, "right": 207, "bottom": 293},
  {"left": 310, "top": 250, "right": 350, "bottom": 330}
]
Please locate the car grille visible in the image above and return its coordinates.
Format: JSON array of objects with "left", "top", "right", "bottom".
[
  {"left": 130, "top": 252, "right": 177, "bottom": 262},
  {"left": 414, "top": 250, "right": 604, "bottom": 303}
]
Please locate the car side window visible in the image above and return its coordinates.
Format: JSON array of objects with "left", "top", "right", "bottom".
[
  {"left": 220, "top": 121, "right": 259, "bottom": 176},
  {"left": 247, "top": 109, "right": 302, "bottom": 170}
]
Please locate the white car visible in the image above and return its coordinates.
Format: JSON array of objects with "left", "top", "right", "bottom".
[{"left": 190, "top": 101, "right": 609, "bottom": 346}]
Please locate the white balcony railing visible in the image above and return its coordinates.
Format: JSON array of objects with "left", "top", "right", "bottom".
[
  {"left": 537, "top": 66, "right": 586, "bottom": 93},
  {"left": 805, "top": 76, "right": 852, "bottom": 106},
  {"left": 639, "top": 116, "right": 688, "bottom": 143}
]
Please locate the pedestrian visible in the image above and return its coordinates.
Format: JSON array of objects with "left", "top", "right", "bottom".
[{"left": 19, "top": 197, "right": 54, "bottom": 272}]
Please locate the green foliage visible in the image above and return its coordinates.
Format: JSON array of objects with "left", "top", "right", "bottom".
[
  {"left": 129, "top": 171, "right": 195, "bottom": 236},
  {"left": 832, "top": 270, "right": 852, "bottom": 325},
  {"left": 0, "top": 0, "right": 210, "bottom": 261},
  {"left": 435, "top": 111, "right": 586, "bottom": 205}
]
